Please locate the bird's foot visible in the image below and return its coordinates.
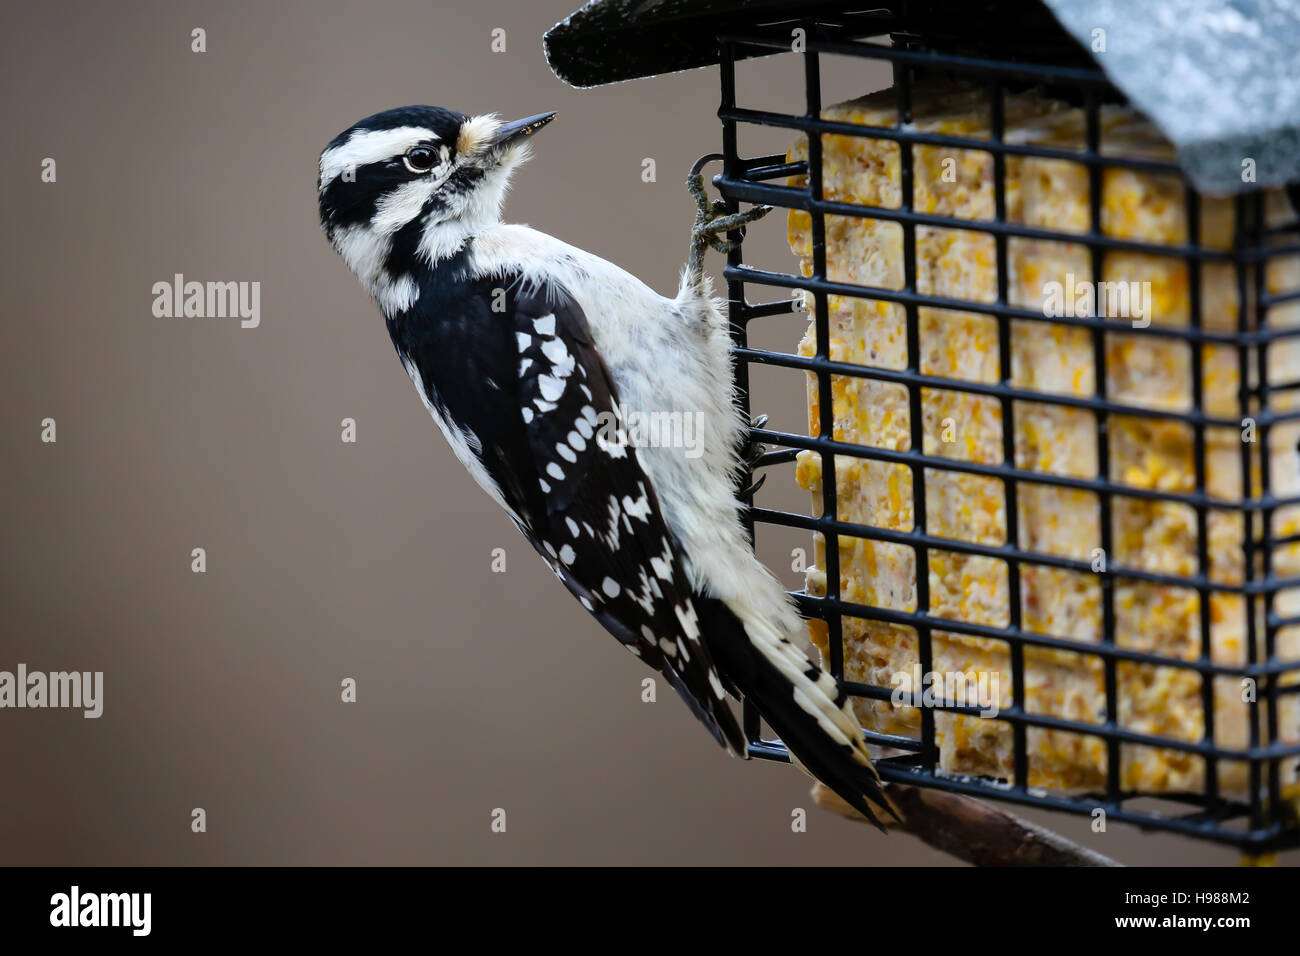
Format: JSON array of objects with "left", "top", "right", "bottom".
[
  {"left": 689, "top": 177, "right": 772, "bottom": 254},
  {"left": 685, "top": 164, "right": 772, "bottom": 289}
]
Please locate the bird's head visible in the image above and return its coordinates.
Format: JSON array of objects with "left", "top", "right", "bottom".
[{"left": 318, "top": 105, "right": 554, "bottom": 289}]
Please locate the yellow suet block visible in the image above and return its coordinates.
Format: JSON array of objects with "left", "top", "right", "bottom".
[{"left": 787, "top": 82, "right": 1300, "bottom": 794}]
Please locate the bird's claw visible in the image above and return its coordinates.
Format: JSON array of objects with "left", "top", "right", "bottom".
[
  {"left": 739, "top": 413, "right": 769, "bottom": 499},
  {"left": 686, "top": 167, "right": 773, "bottom": 286},
  {"left": 691, "top": 205, "right": 774, "bottom": 252},
  {"left": 739, "top": 471, "right": 768, "bottom": 499},
  {"left": 742, "top": 413, "right": 769, "bottom": 465}
]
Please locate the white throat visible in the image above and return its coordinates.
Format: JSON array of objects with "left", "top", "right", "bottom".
[
  {"left": 417, "top": 146, "right": 525, "bottom": 266},
  {"left": 326, "top": 140, "right": 528, "bottom": 315}
]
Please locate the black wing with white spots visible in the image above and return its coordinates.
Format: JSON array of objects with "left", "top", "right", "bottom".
[
  {"left": 387, "top": 261, "right": 745, "bottom": 754},
  {"left": 508, "top": 282, "right": 746, "bottom": 754}
]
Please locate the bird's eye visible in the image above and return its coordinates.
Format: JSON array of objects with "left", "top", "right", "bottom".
[{"left": 403, "top": 145, "right": 439, "bottom": 174}]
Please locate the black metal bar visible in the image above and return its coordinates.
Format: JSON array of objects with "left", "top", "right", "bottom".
[
  {"left": 751, "top": 499, "right": 1300, "bottom": 607},
  {"left": 732, "top": 343, "right": 1295, "bottom": 431},
  {"left": 988, "top": 77, "right": 1028, "bottom": 792},
  {"left": 1236, "top": 193, "right": 1265, "bottom": 832},
  {"left": 754, "top": 502, "right": 1300, "bottom": 613},
  {"left": 742, "top": 420, "right": 1299, "bottom": 517},
  {"left": 1186, "top": 185, "right": 1220, "bottom": 806},
  {"left": 1251, "top": 190, "right": 1283, "bottom": 831},
  {"left": 803, "top": 21, "right": 848, "bottom": 690},
  {"left": 720, "top": 26, "right": 1119, "bottom": 87},
  {"left": 893, "top": 49, "right": 937, "bottom": 774},
  {"left": 718, "top": 38, "right": 768, "bottom": 751},
  {"left": 873, "top": 761, "right": 1295, "bottom": 851},
  {"left": 1083, "top": 88, "right": 1120, "bottom": 808},
  {"left": 723, "top": 257, "right": 1300, "bottom": 349},
  {"left": 719, "top": 105, "right": 1191, "bottom": 177},
  {"left": 787, "top": 585, "right": 1300, "bottom": 684},
  {"left": 828, "top": 681, "right": 1300, "bottom": 762},
  {"left": 718, "top": 170, "right": 1240, "bottom": 263}
]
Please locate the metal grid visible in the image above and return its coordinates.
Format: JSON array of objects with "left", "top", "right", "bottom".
[{"left": 711, "top": 8, "right": 1300, "bottom": 850}]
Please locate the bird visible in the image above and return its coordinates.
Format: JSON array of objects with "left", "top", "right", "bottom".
[{"left": 317, "top": 105, "right": 897, "bottom": 827}]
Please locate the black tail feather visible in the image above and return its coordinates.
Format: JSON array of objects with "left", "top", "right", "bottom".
[{"left": 696, "top": 596, "right": 897, "bottom": 831}]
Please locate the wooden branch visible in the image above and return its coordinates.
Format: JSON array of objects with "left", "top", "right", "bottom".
[{"left": 812, "top": 782, "right": 1123, "bottom": 867}]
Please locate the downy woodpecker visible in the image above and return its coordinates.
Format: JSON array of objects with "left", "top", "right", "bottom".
[{"left": 318, "top": 106, "right": 895, "bottom": 827}]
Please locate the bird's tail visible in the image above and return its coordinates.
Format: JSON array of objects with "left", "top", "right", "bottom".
[{"left": 697, "top": 597, "right": 899, "bottom": 829}]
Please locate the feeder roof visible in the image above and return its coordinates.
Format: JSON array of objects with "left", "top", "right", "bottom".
[{"left": 543, "top": 0, "right": 1300, "bottom": 194}]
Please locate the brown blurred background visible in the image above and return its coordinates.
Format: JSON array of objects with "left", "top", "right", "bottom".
[{"left": 0, "top": 0, "right": 1291, "bottom": 865}]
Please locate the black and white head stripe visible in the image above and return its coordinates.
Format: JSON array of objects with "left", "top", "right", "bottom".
[
  {"left": 318, "top": 107, "right": 538, "bottom": 311},
  {"left": 318, "top": 107, "right": 466, "bottom": 230},
  {"left": 318, "top": 107, "right": 525, "bottom": 228},
  {"left": 318, "top": 125, "right": 446, "bottom": 190}
]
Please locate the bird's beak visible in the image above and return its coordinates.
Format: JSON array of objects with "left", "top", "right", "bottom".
[{"left": 491, "top": 111, "right": 556, "bottom": 150}]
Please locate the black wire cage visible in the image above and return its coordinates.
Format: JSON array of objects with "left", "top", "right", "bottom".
[{"left": 550, "top": 0, "right": 1300, "bottom": 852}]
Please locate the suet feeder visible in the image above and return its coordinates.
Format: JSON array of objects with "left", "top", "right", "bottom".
[{"left": 546, "top": 0, "right": 1300, "bottom": 852}]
